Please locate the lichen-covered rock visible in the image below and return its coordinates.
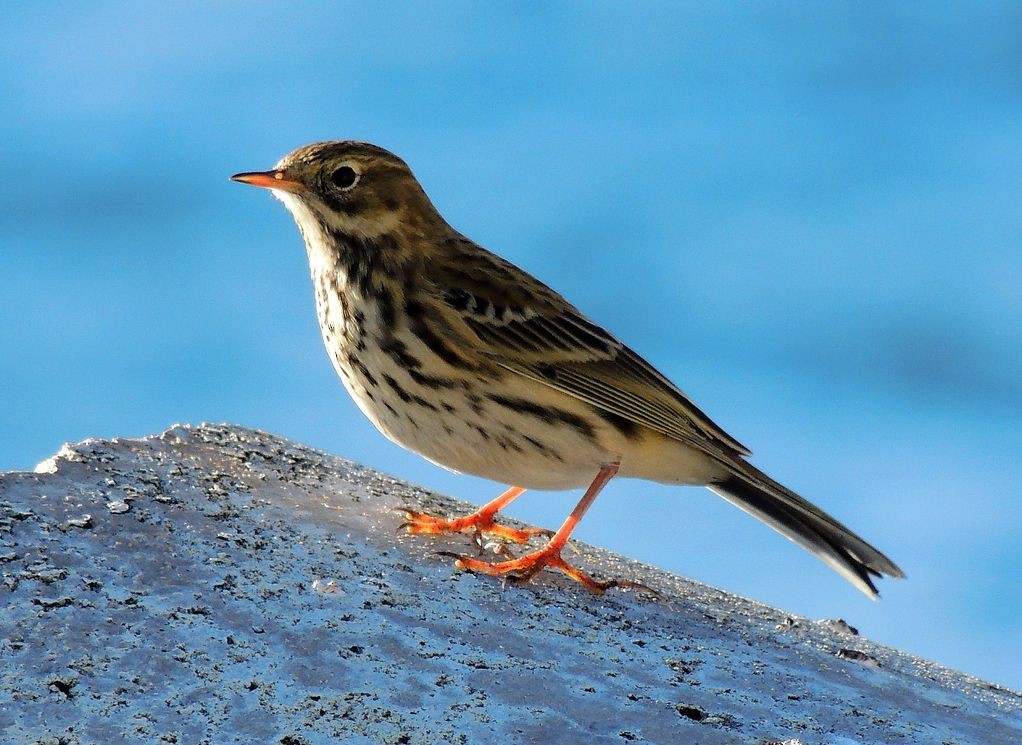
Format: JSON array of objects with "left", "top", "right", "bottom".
[{"left": 1, "top": 424, "right": 1019, "bottom": 744}]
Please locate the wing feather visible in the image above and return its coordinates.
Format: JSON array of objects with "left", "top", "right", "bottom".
[{"left": 422, "top": 240, "right": 750, "bottom": 455}]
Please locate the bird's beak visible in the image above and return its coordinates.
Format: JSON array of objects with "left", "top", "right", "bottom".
[{"left": 230, "top": 170, "right": 303, "bottom": 192}]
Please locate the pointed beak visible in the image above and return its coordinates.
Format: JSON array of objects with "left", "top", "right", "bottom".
[{"left": 230, "top": 170, "right": 303, "bottom": 192}]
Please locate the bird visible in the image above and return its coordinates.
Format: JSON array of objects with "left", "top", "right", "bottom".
[{"left": 231, "top": 140, "right": 904, "bottom": 598}]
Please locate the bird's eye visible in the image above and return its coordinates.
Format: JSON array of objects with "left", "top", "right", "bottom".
[{"left": 330, "top": 165, "right": 360, "bottom": 190}]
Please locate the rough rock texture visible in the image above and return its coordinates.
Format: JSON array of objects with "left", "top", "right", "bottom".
[{"left": 1, "top": 424, "right": 1020, "bottom": 745}]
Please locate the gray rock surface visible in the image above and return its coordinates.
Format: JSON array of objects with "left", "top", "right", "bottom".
[{"left": 2, "top": 423, "right": 1020, "bottom": 744}]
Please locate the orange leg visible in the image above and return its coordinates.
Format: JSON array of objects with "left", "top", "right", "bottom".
[
  {"left": 400, "top": 486, "right": 550, "bottom": 544},
  {"left": 444, "top": 464, "right": 637, "bottom": 594}
]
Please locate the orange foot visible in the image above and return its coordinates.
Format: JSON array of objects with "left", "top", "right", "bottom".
[
  {"left": 439, "top": 544, "right": 641, "bottom": 595},
  {"left": 399, "top": 508, "right": 550, "bottom": 545}
]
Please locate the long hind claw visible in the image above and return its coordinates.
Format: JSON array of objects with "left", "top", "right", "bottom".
[{"left": 438, "top": 545, "right": 647, "bottom": 595}]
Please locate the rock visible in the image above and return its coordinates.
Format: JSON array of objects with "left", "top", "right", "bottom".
[{"left": 1, "top": 423, "right": 1019, "bottom": 744}]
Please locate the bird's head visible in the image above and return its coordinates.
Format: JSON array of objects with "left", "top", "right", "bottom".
[{"left": 232, "top": 141, "right": 443, "bottom": 241}]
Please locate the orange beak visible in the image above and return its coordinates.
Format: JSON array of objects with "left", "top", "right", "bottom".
[{"left": 230, "top": 170, "right": 303, "bottom": 192}]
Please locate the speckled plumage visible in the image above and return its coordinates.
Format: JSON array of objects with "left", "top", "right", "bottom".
[{"left": 232, "top": 141, "right": 904, "bottom": 597}]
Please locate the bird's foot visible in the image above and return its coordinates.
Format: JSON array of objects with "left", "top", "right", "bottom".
[
  {"left": 399, "top": 508, "right": 550, "bottom": 545},
  {"left": 439, "top": 544, "right": 639, "bottom": 595}
]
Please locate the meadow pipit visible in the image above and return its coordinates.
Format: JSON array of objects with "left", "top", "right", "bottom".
[{"left": 232, "top": 141, "right": 904, "bottom": 597}]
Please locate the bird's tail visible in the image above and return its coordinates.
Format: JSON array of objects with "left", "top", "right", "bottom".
[{"left": 709, "top": 460, "right": 905, "bottom": 599}]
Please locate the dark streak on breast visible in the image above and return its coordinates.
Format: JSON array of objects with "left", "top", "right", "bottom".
[
  {"left": 523, "top": 434, "right": 562, "bottom": 461},
  {"left": 383, "top": 374, "right": 412, "bottom": 403},
  {"left": 407, "top": 314, "right": 477, "bottom": 370},
  {"left": 379, "top": 337, "right": 422, "bottom": 370},
  {"left": 346, "top": 353, "right": 379, "bottom": 388},
  {"left": 485, "top": 394, "right": 595, "bottom": 441},
  {"left": 408, "top": 369, "right": 459, "bottom": 390}
]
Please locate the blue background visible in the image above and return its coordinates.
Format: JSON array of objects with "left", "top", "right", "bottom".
[{"left": 3, "top": 3, "right": 1020, "bottom": 690}]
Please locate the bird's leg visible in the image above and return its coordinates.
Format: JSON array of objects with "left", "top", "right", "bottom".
[
  {"left": 446, "top": 464, "right": 628, "bottom": 594},
  {"left": 400, "top": 486, "right": 549, "bottom": 544}
]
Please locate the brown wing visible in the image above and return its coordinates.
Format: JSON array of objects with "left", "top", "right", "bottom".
[{"left": 425, "top": 236, "right": 751, "bottom": 456}]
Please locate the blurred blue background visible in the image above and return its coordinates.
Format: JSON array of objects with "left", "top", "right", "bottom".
[{"left": 3, "top": 3, "right": 1020, "bottom": 690}]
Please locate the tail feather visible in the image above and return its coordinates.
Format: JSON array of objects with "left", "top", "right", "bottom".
[{"left": 709, "top": 461, "right": 905, "bottom": 599}]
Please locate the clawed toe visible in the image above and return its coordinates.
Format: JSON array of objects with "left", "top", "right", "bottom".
[
  {"left": 475, "top": 522, "right": 550, "bottom": 545},
  {"left": 398, "top": 506, "right": 545, "bottom": 545},
  {"left": 444, "top": 546, "right": 630, "bottom": 595}
]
